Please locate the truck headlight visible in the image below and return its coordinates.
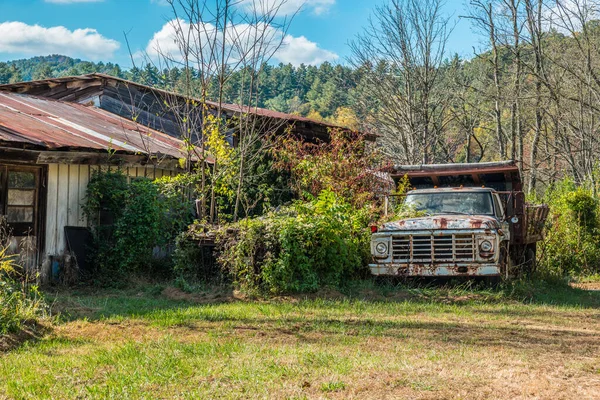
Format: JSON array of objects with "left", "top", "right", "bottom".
[
  {"left": 375, "top": 242, "right": 388, "bottom": 255},
  {"left": 480, "top": 240, "right": 493, "bottom": 252}
]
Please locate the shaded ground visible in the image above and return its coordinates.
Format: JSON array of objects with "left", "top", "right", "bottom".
[
  {"left": 0, "top": 322, "right": 48, "bottom": 353},
  {"left": 1, "top": 282, "right": 599, "bottom": 399}
]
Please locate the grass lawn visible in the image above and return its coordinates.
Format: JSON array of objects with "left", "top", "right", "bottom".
[{"left": 1, "top": 282, "right": 599, "bottom": 399}]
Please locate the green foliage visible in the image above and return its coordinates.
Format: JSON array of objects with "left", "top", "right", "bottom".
[
  {"left": 0, "top": 247, "right": 46, "bottom": 334},
  {"left": 154, "top": 174, "right": 197, "bottom": 239},
  {"left": 83, "top": 170, "right": 195, "bottom": 284},
  {"left": 217, "top": 190, "right": 372, "bottom": 294},
  {"left": 273, "top": 129, "right": 383, "bottom": 209},
  {"left": 83, "top": 169, "right": 129, "bottom": 225},
  {"left": 538, "top": 179, "right": 600, "bottom": 277},
  {"left": 231, "top": 139, "right": 293, "bottom": 220},
  {"left": 113, "top": 179, "right": 163, "bottom": 271}
]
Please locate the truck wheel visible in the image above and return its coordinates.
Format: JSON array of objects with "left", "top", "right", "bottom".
[{"left": 499, "top": 245, "right": 512, "bottom": 280}]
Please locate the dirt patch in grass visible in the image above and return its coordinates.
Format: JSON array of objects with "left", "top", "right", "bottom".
[
  {"left": 571, "top": 282, "right": 600, "bottom": 291},
  {"left": 281, "top": 287, "right": 348, "bottom": 302},
  {"left": 50, "top": 299, "right": 101, "bottom": 320},
  {"left": 161, "top": 286, "right": 242, "bottom": 304},
  {"left": 0, "top": 321, "right": 49, "bottom": 352}
]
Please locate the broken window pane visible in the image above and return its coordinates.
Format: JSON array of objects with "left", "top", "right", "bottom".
[
  {"left": 8, "top": 171, "right": 35, "bottom": 189},
  {"left": 8, "top": 189, "right": 34, "bottom": 206},
  {"left": 6, "top": 206, "right": 34, "bottom": 223}
]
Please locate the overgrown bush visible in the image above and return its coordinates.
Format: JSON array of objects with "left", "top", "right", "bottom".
[
  {"left": 216, "top": 190, "right": 372, "bottom": 294},
  {"left": 537, "top": 179, "right": 600, "bottom": 277},
  {"left": 173, "top": 227, "right": 221, "bottom": 282},
  {"left": 84, "top": 170, "right": 195, "bottom": 284}
]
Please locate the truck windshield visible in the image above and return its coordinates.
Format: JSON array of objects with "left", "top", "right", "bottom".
[{"left": 404, "top": 192, "right": 494, "bottom": 216}]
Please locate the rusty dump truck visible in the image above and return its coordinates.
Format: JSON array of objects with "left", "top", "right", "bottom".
[{"left": 370, "top": 161, "right": 549, "bottom": 278}]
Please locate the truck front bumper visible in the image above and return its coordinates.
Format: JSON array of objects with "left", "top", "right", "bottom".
[{"left": 369, "top": 263, "right": 501, "bottom": 276}]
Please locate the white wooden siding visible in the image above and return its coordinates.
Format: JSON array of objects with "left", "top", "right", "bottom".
[{"left": 43, "top": 163, "right": 176, "bottom": 258}]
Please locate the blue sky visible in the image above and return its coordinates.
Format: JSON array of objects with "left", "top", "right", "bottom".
[{"left": 0, "top": 0, "right": 484, "bottom": 67}]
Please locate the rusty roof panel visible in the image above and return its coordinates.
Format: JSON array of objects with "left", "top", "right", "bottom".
[{"left": 0, "top": 91, "right": 195, "bottom": 161}]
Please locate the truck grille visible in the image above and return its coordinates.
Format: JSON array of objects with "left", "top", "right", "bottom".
[{"left": 391, "top": 234, "right": 475, "bottom": 263}]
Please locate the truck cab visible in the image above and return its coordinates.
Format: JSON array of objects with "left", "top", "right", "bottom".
[
  {"left": 370, "top": 161, "right": 548, "bottom": 278},
  {"left": 370, "top": 187, "right": 509, "bottom": 277}
]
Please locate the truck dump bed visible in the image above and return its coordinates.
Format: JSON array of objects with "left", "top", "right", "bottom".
[
  {"left": 391, "top": 161, "right": 522, "bottom": 192},
  {"left": 389, "top": 161, "right": 548, "bottom": 245}
]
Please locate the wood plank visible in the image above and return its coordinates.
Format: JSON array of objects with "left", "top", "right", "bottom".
[
  {"left": 78, "top": 164, "right": 89, "bottom": 226},
  {"left": 67, "top": 164, "right": 80, "bottom": 226},
  {"left": 37, "top": 151, "right": 182, "bottom": 169},
  {"left": 45, "top": 164, "right": 59, "bottom": 256},
  {"left": 56, "top": 164, "right": 70, "bottom": 255}
]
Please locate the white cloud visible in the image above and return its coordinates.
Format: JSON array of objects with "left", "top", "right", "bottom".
[
  {"left": 0, "top": 21, "right": 120, "bottom": 60},
  {"left": 278, "top": 34, "right": 338, "bottom": 65},
  {"left": 240, "top": 0, "right": 335, "bottom": 16},
  {"left": 45, "top": 0, "right": 104, "bottom": 3},
  {"left": 150, "top": 0, "right": 169, "bottom": 5},
  {"left": 144, "top": 19, "right": 337, "bottom": 66}
]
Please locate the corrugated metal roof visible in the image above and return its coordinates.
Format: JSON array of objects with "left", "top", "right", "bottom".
[{"left": 0, "top": 91, "right": 197, "bottom": 161}]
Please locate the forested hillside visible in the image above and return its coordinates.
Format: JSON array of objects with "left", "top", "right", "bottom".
[
  {"left": 0, "top": 55, "right": 124, "bottom": 82},
  {"left": 0, "top": 55, "right": 360, "bottom": 128}
]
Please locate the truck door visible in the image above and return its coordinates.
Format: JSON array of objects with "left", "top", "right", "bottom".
[{"left": 494, "top": 193, "right": 510, "bottom": 240}]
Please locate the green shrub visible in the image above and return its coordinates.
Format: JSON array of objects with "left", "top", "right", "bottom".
[
  {"left": 113, "top": 178, "right": 163, "bottom": 271},
  {"left": 216, "top": 190, "right": 372, "bottom": 294},
  {"left": 83, "top": 170, "right": 195, "bottom": 284},
  {"left": 537, "top": 179, "right": 600, "bottom": 277}
]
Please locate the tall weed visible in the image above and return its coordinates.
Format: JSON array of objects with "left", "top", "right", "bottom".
[{"left": 0, "top": 246, "right": 46, "bottom": 334}]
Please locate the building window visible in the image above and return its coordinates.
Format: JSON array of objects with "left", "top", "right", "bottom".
[{"left": 0, "top": 167, "right": 40, "bottom": 236}]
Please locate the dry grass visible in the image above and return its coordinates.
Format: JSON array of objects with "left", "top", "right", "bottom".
[{"left": 1, "top": 282, "right": 599, "bottom": 399}]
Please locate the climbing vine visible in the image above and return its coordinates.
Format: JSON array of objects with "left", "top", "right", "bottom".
[{"left": 84, "top": 169, "right": 195, "bottom": 284}]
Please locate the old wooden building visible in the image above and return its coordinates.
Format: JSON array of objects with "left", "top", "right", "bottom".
[{"left": 0, "top": 90, "right": 192, "bottom": 279}]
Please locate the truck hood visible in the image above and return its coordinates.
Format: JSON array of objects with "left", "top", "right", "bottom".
[{"left": 381, "top": 215, "right": 500, "bottom": 231}]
